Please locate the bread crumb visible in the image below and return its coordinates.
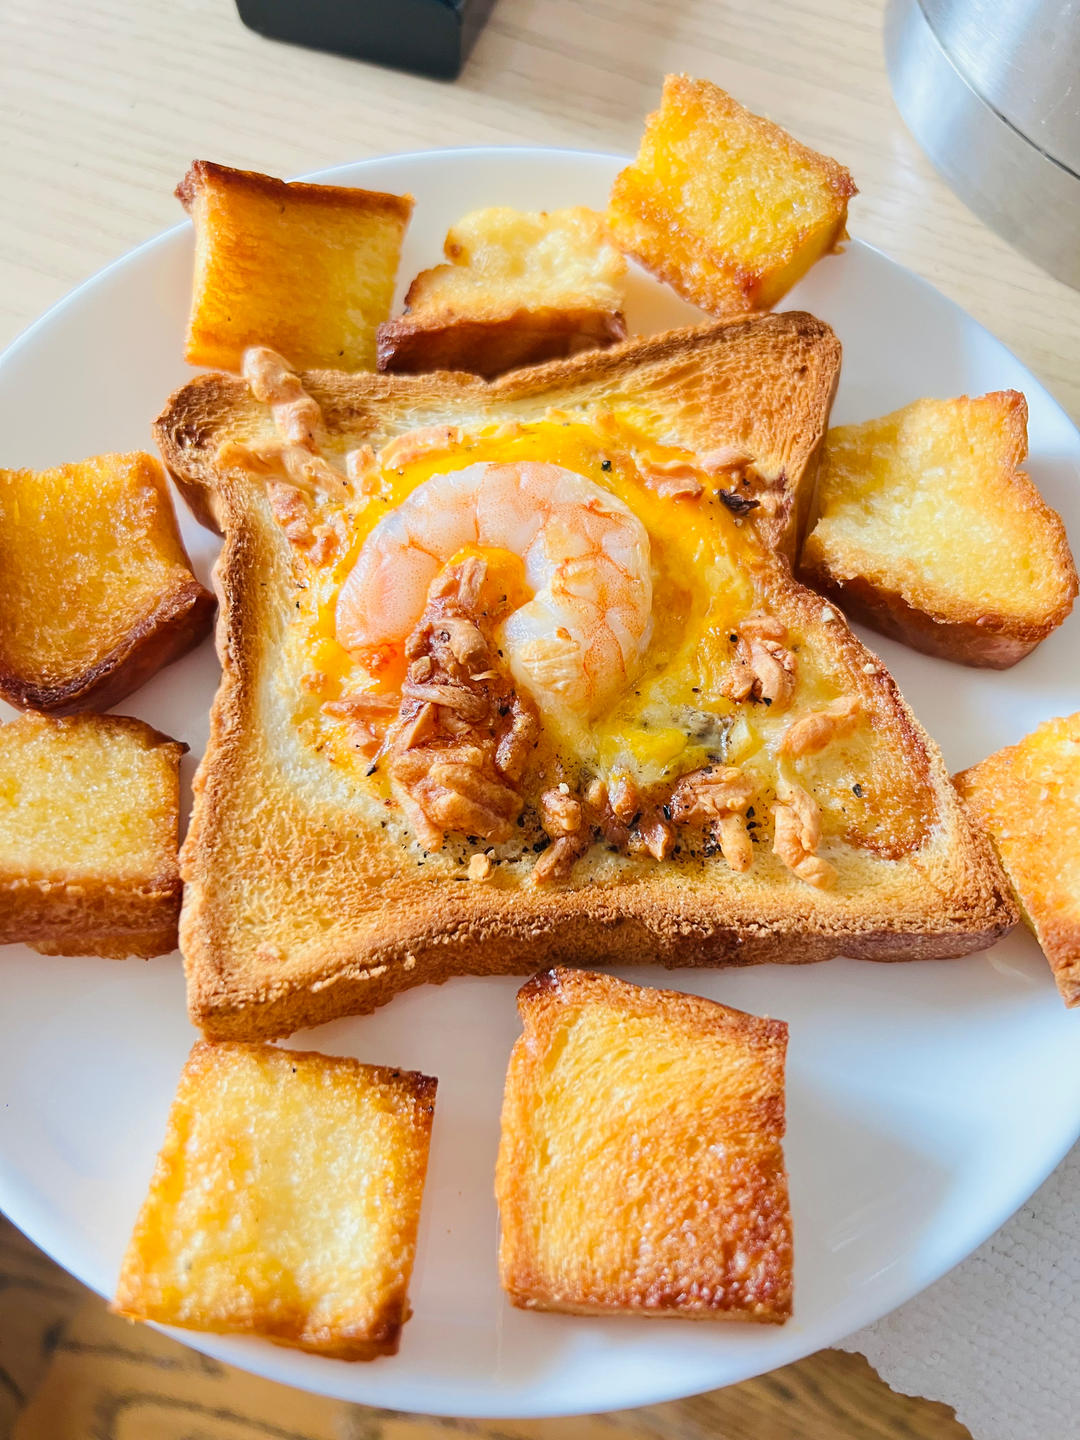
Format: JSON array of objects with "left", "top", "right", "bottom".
[
  {"left": 468, "top": 852, "right": 494, "bottom": 881},
  {"left": 821, "top": 607, "right": 836, "bottom": 622},
  {"left": 862, "top": 662, "right": 878, "bottom": 674}
]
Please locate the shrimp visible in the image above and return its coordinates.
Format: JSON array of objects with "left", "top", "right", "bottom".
[{"left": 336, "top": 461, "right": 653, "bottom": 722}]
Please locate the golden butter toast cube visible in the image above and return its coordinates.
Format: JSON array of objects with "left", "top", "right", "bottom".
[
  {"left": 114, "top": 1041, "right": 437, "bottom": 1360},
  {"left": 956, "top": 714, "right": 1080, "bottom": 1007},
  {"left": 177, "top": 161, "right": 413, "bottom": 372},
  {"left": 495, "top": 968, "right": 792, "bottom": 1322},
  {"left": 0, "top": 451, "right": 213, "bottom": 714},
  {"left": 800, "top": 392, "right": 1077, "bottom": 668},
  {"left": 0, "top": 712, "right": 184, "bottom": 958},
  {"left": 378, "top": 207, "right": 627, "bottom": 378},
  {"left": 608, "top": 75, "right": 855, "bottom": 315}
]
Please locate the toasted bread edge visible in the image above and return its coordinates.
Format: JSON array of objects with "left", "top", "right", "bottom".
[
  {"left": 495, "top": 968, "right": 793, "bottom": 1321},
  {"left": 113, "top": 1040, "right": 437, "bottom": 1358},
  {"left": 799, "top": 394, "right": 1078, "bottom": 668},
  {"left": 0, "top": 576, "right": 215, "bottom": 714},
  {"left": 0, "top": 714, "right": 185, "bottom": 958}
]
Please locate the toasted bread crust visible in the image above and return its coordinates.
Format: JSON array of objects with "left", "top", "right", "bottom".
[
  {"left": 955, "top": 713, "right": 1080, "bottom": 1006},
  {"left": 176, "top": 160, "right": 413, "bottom": 225},
  {"left": 114, "top": 1041, "right": 437, "bottom": 1359},
  {"left": 156, "top": 325, "right": 1015, "bottom": 1041},
  {"left": 496, "top": 969, "right": 792, "bottom": 1321},
  {"left": 795, "top": 568, "right": 1067, "bottom": 669},
  {"left": 0, "top": 713, "right": 185, "bottom": 958},
  {"left": 0, "top": 576, "right": 214, "bottom": 714},
  {"left": 377, "top": 308, "right": 628, "bottom": 380},
  {"left": 180, "top": 898, "right": 1016, "bottom": 1041},
  {"left": 800, "top": 393, "right": 1077, "bottom": 668},
  {"left": 161, "top": 313, "right": 841, "bottom": 558},
  {"left": 0, "top": 452, "right": 214, "bottom": 714},
  {"left": 5, "top": 884, "right": 181, "bottom": 961}
]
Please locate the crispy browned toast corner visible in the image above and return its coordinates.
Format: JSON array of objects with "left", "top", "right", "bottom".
[
  {"left": 0, "top": 452, "right": 214, "bottom": 715},
  {"left": 0, "top": 711, "right": 185, "bottom": 959},
  {"left": 377, "top": 207, "right": 629, "bottom": 379},
  {"left": 955, "top": 714, "right": 1080, "bottom": 1007},
  {"left": 496, "top": 967, "right": 792, "bottom": 1321},
  {"left": 800, "top": 392, "right": 1078, "bottom": 668},
  {"left": 114, "top": 1040, "right": 436, "bottom": 1358}
]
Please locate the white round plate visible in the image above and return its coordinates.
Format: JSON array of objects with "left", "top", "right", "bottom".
[{"left": 0, "top": 148, "right": 1078, "bottom": 1419}]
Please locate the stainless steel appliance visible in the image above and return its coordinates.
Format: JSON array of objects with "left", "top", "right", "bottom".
[{"left": 885, "top": 0, "right": 1080, "bottom": 289}]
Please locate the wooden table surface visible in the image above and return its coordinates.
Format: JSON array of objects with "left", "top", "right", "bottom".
[{"left": 2, "top": 0, "right": 1076, "bottom": 1435}]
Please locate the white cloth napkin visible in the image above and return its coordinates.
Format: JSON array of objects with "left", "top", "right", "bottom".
[{"left": 840, "top": 1142, "right": 1079, "bottom": 1440}]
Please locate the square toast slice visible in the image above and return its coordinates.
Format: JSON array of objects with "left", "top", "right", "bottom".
[
  {"left": 609, "top": 76, "right": 856, "bottom": 316},
  {"left": 0, "top": 452, "right": 214, "bottom": 714},
  {"left": 156, "top": 319, "right": 1013, "bottom": 1041},
  {"left": 114, "top": 1041, "right": 437, "bottom": 1360},
  {"left": 377, "top": 207, "right": 627, "bottom": 379},
  {"left": 800, "top": 392, "right": 1077, "bottom": 668},
  {"left": 955, "top": 714, "right": 1080, "bottom": 1006},
  {"left": 0, "top": 713, "right": 184, "bottom": 958},
  {"left": 177, "top": 161, "right": 413, "bottom": 373},
  {"left": 495, "top": 968, "right": 792, "bottom": 1321}
]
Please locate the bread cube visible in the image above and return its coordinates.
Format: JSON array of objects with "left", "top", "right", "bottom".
[
  {"left": 800, "top": 392, "right": 1077, "bottom": 667},
  {"left": 495, "top": 968, "right": 792, "bottom": 1322},
  {"left": 377, "top": 207, "right": 627, "bottom": 378},
  {"left": 956, "top": 714, "right": 1080, "bottom": 1006},
  {"left": 0, "top": 451, "right": 214, "bottom": 714},
  {"left": 608, "top": 75, "right": 856, "bottom": 315},
  {"left": 114, "top": 1041, "right": 437, "bottom": 1360},
  {"left": 177, "top": 160, "right": 413, "bottom": 372},
  {"left": 0, "top": 713, "right": 184, "bottom": 958}
]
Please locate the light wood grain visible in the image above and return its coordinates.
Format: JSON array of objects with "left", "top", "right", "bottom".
[{"left": 0, "top": 1, "right": 1062, "bottom": 1434}]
